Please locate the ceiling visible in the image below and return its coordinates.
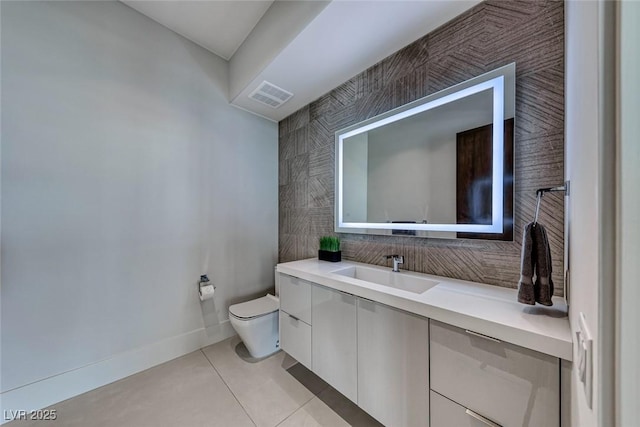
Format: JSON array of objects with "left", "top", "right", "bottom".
[
  {"left": 122, "top": 0, "right": 274, "bottom": 60},
  {"left": 122, "top": 0, "right": 482, "bottom": 122}
]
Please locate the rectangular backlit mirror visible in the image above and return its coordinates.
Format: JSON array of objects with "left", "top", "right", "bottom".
[{"left": 335, "top": 63, "right": 515, "bottom": 240}]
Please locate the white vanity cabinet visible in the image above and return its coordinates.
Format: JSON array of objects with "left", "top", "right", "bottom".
[
  {"left": 311, "top": 284, "right": 358, "bottom": 403},
  {"left": 357, "top": 298, "right": 430, "bottom": 427},
  {"left": 278, "top": 274, "right": 312, "bottom": 369},
  {"left": 430, "top": 320, "right": 560, "bottom": 427},
  {"left": 276, "top": 266, "right": 566, "bottom": 427}
]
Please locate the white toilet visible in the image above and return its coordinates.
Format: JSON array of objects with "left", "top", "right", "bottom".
[{"left": 228, "top": 274, "right": 280, "bottom": 359}]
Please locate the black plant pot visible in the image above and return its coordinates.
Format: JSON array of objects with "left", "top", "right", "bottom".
[{"left": 318, "top": 250, "right": 341, "bottom": 262}]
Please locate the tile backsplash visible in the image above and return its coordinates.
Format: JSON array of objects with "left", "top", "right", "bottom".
[{"left": 279, "top": 0, "right": 565, "bottom": 294}]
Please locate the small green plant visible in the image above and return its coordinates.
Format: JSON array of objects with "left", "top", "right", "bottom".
[{"left": 319, "top": 236, "right": 340, "bottom": 252}]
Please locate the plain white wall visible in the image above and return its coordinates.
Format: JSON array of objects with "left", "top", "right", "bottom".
[
  {"left": 1, "top": 0, "right": 277, "bottom": 398},
  {"left": 566, "top": 2, "right": 598, "bottom": 425},
  {"left": 565, "top": 1, "right": 615, "bottom": 426},
  {"left": 0, "top": 0, "right": 4, "bottom": 402},
  {"left": 617, "top": 1, "right": 640, "bottom": 425}
]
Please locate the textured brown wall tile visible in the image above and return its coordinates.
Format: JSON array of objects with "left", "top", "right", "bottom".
[{"left": 278, "top": 0, "right": 565, "bottom": 294}]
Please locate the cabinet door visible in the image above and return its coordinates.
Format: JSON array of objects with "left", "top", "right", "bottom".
[
  {"left": 357, "top": 298, "right": 429, "bottom": 427},
  {"left": 430, "top": 320, "right": 559, "bottom": 427},
  {"left": 431, "top": 391, "right": 498, "bottom": 427},
  {"left": 278, "top": 273, "right": 312, "bottom": 324},
  {"left": 311, "top": 285, "right": 357, "bottom": 403},
  {"left": 279, "top": 311, "right": 311, "bottom": 369}
]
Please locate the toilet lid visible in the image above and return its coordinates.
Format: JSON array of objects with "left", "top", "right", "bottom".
[{"left": 229, "top": 295, "right": 278, "bottom": 320}]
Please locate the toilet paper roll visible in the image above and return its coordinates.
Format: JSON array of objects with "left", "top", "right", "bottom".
[{"left": 199, "top": 284, "right": 215, "bottom": 301}]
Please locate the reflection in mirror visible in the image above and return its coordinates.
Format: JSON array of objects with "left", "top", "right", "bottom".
[{"left": 335, "top": 63, "right": 515, "bottom": 240}]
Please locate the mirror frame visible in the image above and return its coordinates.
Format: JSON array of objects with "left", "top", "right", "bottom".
[{"left": 334, "top": 63, "right": 515, "bottom": 235}]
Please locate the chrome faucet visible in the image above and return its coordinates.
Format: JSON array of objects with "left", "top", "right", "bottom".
[{"left": 384, "top": 255, "right": 404, "bottom": 272}]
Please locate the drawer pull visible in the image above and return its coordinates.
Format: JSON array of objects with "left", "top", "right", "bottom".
[
  {"left": 465, "top": 409, "right": 502, "bottom": 427},
  {"left": 464, "top": 329, "right": 501, "bottom": 343},
  {"left": 288, "top": 314, "right": 300, "bottom": 321}
]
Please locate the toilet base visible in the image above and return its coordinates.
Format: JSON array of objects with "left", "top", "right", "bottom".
[
  {"left": 234, "top": 339, "right": 280, "bottom": 363},
  {"left": 229, "top": 310, "right": 279, "bottom": 359}
]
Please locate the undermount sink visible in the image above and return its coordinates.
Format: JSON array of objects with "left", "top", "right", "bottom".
[{"left": 332, "top": 265, "right": 439, "bottom": 294}]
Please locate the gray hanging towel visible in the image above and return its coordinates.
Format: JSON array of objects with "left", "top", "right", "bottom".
[
  {"left": 533, "top": 223, "right": 554, "bottom": 306},
  {"left": 517, "top": 222, "right": 536, "bottom": 305}
]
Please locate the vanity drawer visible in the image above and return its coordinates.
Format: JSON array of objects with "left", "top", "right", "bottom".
[
  {"left": 278, "top": 274, "right": 312, "bottom": 324},
  {"left": 279, "top": 311, "right": 311, "bottom": 369},
  {"left": 431, "top": 390, "right": 501, "bottom": 427},
  {"left": 430, "top": 320, "right": 559, "bottom": 427}
]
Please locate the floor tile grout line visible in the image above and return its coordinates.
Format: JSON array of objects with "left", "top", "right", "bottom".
[
  {"left": 274, "top": 366, "right": 333, "bottom": 427},
  {"left": 200, "top": 349, "right": 258, "bottom": 427},
  {"left": 273, "top": 394, "right": 317, "bottom": 427}
]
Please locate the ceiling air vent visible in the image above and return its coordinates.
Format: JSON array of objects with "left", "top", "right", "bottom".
[{"left": 248, "top": 81, "right": 293, "bottom": 108}]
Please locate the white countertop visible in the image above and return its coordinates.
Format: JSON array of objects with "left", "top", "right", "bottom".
[{"left": 277, "top": 258, "right": 573, "bottom": 361}]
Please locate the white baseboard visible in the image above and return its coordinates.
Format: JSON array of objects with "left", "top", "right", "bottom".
[{"left": 0, "top": 321, "right": 235, "bottom": 423}]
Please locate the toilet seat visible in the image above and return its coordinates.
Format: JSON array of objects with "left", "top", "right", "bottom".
[{"left": 229, "top": 294, "right": 278, "bottom": 320}]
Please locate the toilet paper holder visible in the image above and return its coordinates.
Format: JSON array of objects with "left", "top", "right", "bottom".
[{"left": 198, "top": 275, "right": 216, "bottom": 298}]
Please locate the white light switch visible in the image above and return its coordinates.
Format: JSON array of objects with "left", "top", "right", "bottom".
[{"left": 576, "top": 312, "right": 593, "bottom": 408}]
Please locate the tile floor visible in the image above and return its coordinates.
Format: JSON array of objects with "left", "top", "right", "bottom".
[{"left": 8, "top": 337, "right": 382, "bottom": 427}]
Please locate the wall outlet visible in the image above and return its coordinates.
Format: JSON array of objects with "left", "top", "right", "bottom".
[{"left": 576, "top": 311, "right": 593, "bottom": 408}]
